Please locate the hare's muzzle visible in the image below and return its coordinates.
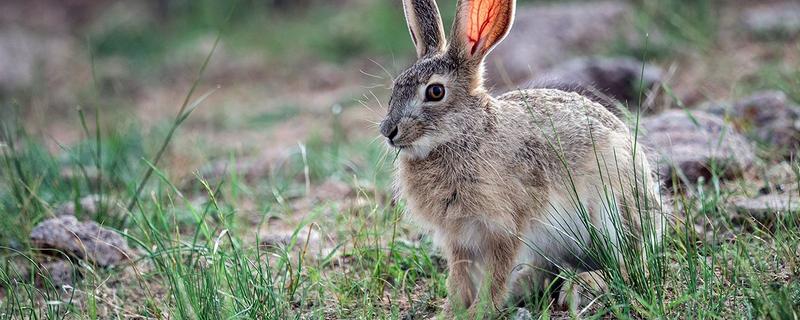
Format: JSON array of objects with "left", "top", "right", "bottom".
[{"left": 380, "top": 120, "right": 400, "bottom": 144}]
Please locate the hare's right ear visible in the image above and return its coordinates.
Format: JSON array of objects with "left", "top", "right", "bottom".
[
  {"left": 403, "top": 0, "right": 447, "bottom": 58},
  {"left": 449, "top": 0, "right": 515, "bottom": 63}
]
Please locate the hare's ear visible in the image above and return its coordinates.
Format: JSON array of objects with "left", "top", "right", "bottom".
[
  {"left": 449, "top": 0, "right": 515, "bottom": 63},
  {"left": 403, "top": 0, "right": 447, "bottom": 58}
]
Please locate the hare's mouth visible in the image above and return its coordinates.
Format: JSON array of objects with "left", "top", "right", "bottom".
[
  {"left": 389, "top": 134, "right": 422, "bottom": 150},
  {"left": 384, "top": 121, "right": 434, "bottom": 157},
  {"left": 391, "top": 135, "right": 438, "bottom": 160},
  {"left": 388, "top": 138, "right": 412, "bottom": 149}
]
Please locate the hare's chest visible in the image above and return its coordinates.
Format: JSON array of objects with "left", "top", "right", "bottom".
[{"left": 399, "top": 162, "right": 524, "bottom": 234}]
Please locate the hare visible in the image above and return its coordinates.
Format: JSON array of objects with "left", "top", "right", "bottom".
[{"left": 380, "top": 0, "right": 663, "bottom": 315}]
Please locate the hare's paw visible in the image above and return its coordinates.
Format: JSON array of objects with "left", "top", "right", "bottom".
[{"left": 557, "top": 271, "right": 607, "bottom": 312}]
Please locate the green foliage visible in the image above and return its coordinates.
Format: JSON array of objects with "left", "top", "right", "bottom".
[{"left": 4, "top": 1, "right": 800, "bottom": 319}]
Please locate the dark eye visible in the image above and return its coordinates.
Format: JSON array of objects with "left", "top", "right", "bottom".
[{"left": 425, "top": 84, "right": 445, "bottom": 102}]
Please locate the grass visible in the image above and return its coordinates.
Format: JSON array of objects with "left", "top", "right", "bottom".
[
  {"left": 3, "top": 0, "right": 800, "bottom": 319},
  {"left": 3, "top": 73, "right": 800, "bottom": 320},
  {"left": 5, "top": 91, "right": 800, "bottom": 320}
]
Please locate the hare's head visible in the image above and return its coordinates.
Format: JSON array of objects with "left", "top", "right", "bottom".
[{"left": 380, "top": 0, "right": 516, "bottom": 159}]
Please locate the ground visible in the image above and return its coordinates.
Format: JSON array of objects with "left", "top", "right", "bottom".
[{"left": 1, "top": 0, "right": 800, "bottom": 319}]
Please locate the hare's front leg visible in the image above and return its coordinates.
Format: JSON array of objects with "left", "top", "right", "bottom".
[
  {"left": 480, "top": 235, "right": 521, "bottom": 313},
  {"left": 557, "top": 270, "right": 608, "bottom": 312},
  {"left": 445, "top": 245, "right": 477, "bottom": 312}
]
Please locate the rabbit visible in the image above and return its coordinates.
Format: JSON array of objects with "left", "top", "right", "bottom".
[{"left": 379, "top": 0, "right": 664, "bottom": 315}]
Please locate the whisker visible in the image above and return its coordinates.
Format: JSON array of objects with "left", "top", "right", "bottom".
[
  {"left": 369, "top": 90, "right": 385, "bottom": 111},
  {"left": 369, "top": 58, "right": 396, "bottom": 84},
  {"left": 359, "top": 69, "right": 385, "bottom": 80}
]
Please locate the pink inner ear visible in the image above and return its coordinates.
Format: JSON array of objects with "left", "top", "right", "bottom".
[{"left": 467, "top": 0, "right": 503, "bottom": 55}]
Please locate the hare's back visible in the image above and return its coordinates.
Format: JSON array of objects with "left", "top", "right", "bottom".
[
  {"left": 496, "top": 88, "right": 633, "bottom": 168},
  {"left": 497, "top": 88, "right": 626, "bottom": 134}
]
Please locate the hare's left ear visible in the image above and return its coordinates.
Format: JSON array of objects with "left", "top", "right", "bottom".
[
  {"left": 403, "top": 0, "right": 447, "bottom": 58},
  {"left": 449, "top": 0, "right": 515, "bottom": 63}
]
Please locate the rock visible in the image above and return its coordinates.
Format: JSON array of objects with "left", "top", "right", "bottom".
[
  {"left": 37, "top": 260, "right": 77, "bottom": 288},
  {"left": 0, "top": 26, "right": 90, "bottom": 116},
  {"left": 258, "top": 224, "right": 336, "bottom": 260},
  {"left": 1, "top": 259, "right": 32, "bottom": 284},
  {"left": 731, "top": 91, "right": 797, "bottom": 126},
  {"left": 729, "top": 193, "right": 800, "bottom": 224},
  {"left": 741, "top": 2, "right": 800, "bottom": 38},
  {"left": 641, "top": 110, "right": 755, "bottom": 185},
  {"left": 702, "top": 91, "right": 800, "bottom": 157},
  {"left": 260, "top": 226, "right": 321, "bottom": 250},
  {"left": 0, "top": 27, "right": 86, "bottom": 100},
  {"left": 765, "top": 162, "right": 797, "bottom": 187},
  {"left": 30, "top": 216, "right": 132, "bottom": 267},
  {"left": 312, "top": 180, "right": 353, "bottom": 202},
  {"left": 733, "top": 91, "right": 800, "bottom": 156},
  {"left": 1, "top": 259, "right": 78, "bottom": 288},
  {"left": 529, "top": 57, "right": 663, "bottom": 111},
  {"left": 692, "top": 220, "right": 741, "bottom": 246},
  {"left": 53, "top": 194, "right": 112, "bottom": 216},
  {"left": 512, "top": 308, "right": 533, "bottom": 320},
  {"left": 486, "top": 1, "right": 634, "bottom": 88},
  {"left": 197, "top": 149, "right": 289, "bottom": 184},
  {"left": 0, "top": 28, "right": 44, "bottom": 91},
  {"left": 0, "top": 0, "right": 113, "bottom": 31},
  {"left": 59, "top": 166, "right": 101, "bottom": 187}
]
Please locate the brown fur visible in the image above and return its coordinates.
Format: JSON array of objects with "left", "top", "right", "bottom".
[{"left": 381, "top": 0, "right": 663, "bottom": 315}]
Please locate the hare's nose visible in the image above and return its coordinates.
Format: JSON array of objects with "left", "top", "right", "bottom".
[
  {"left": 386, "top": 127, "right": 399, "bottom": 141},
  {"left": 380, "top": 120, "right": 399, "bottom": 141}
]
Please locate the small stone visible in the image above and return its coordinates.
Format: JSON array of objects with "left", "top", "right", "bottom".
[
  {"left": 731, "top": 91, "right": 795, "bottom": 127},
  {"left": 1, "top": 259, "right": 31, "bottom": 284},
  {"left": 30, "top": 216, "right": 132, "bottom": 267},
  {"left": 260, "top": 225, "right": 321, "bottom": 251},
  {"left": 702, "top": 91, "right": 800, "bottom": 158},
  {"left": 257, "top": 223, "right": 336, "bottom": 261},
  {"left": 37, "top": 260, "right": 77, "bottom": 288},
  {"left": 742, "top": 2, "right": 800, "bottom": 38},
  {"left": 312, "top": 180, "right": 353, "bottom": 202},
  {"left": 53, "top": 194, "right": 111, "bottom": 216},
  {"left": 197, "top": 149, "right": 288, "bottom": 184},
  {"left": 530, "top": 57, "right": 663, "bottom": 111},
  {"left": 641, "top": 110, "right": 755, "bottom": 185},
  {"left": 486, "top": 1, "right": 634, "bottom": 88},
  {"left": 59, "top": 167, "right": 101, "bottom": 188},
  {"left": 4, "top": 259, "right": 80, "bottom": 289},
  {"left": 729, "top": 193, "right": 800, "bottom": 224},
  {"left": 513, "top": 307, "right": 533, "bottom": 320}
]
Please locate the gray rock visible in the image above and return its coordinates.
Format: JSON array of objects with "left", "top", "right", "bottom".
[
  {"left": 733, "top": 91, "right": 800, "bottom": 156},
  {"left": 729, "top": 193, "right": 800, "bottom": 224},
  {"left": 641, "top": 110, "right": 755, "bottom": 185},
  {"left": 703, "top": 91, "right": 800, "bottom": 157},
  {"left": 742, "top": 2, "right": 800, "bottom": 38},
  {"left": 53, "top": 194, "right": 113, "bottom": 216},
  {"left": 30, "top": 216, "right": 132, "bottom": 267},
  {"left": 486, "top": 1, "right": 633, "bottom": 88},
  {"left": 197, "top": 149, "right": 289, "bottom": 184},
  {"left": 37, "top": 260, "right": 77, "bottom": 288},
  {"left": 732, "top": 91, "right": 797, "bottom": 126},
  {"left": 0, "top": 28, "right": 40, "bottom": 92},
  {"left": 513, "top": 308, "right": 533, "bottom": 320},
  {"left": 1, "top": 259, "right": 78, "bottom": 288},
  {"left": 259, "top": 227, "right": 321, "bottom": 250},
  {"left": 529, "top": 57, "right": 663, "bottom": 111},
  {"left": 258, "top": 224, "right": 336, "bottom": 260},
  {"left": 0, "top": 28, "right": 81, "bottom": 94}
]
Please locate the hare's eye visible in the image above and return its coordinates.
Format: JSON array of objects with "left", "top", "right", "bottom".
[{"left": 425, "top": 84, "right": 445, "bottom": 102}]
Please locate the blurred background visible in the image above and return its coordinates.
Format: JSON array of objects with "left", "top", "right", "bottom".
[
  {"left": 1, "top": 0, "right": 799, "bottom": 250},
  {"left": 2, "top": 0, "right": 799, "bottom": 256},
  {"left": 2, "top": 0, "right": 797, "bottom": 158},
  {"left": 0, "top": 0, "right": 799, "bottom": 317}
]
